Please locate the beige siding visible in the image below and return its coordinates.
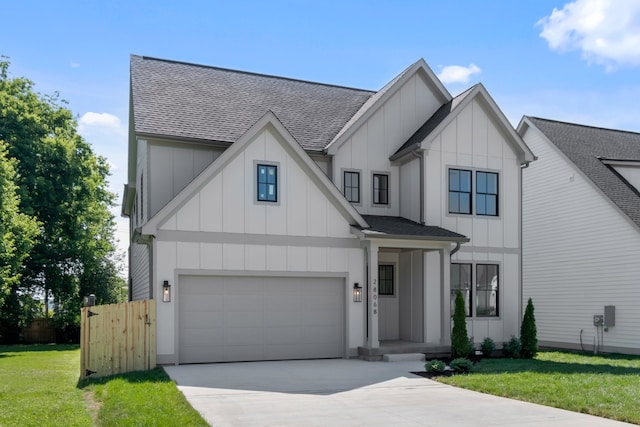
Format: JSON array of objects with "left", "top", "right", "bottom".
[
  {"left": 130, "top": 242, "right": 150, "bottom": 301},
  {"left": 522, "top": 125, "right": 640, "bottom": 352}
]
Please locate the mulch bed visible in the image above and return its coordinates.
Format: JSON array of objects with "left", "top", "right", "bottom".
[{"left": 411, "top": 354, "right": 484, "bottom": 379}]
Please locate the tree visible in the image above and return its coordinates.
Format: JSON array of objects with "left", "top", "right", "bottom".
[
  {"left": 0, "top": 57, "right": 125, "bottom": 341},
  {"left": 520, "top": 298, "right": 538, "bottom": 359},
  {"left": 451, "top": 290, "right": 471, "bottom": 358}
]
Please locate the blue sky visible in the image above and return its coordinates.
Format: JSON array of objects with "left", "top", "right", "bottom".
[{"left": 3, "top": 0, "right": 640, "bottom": 258}]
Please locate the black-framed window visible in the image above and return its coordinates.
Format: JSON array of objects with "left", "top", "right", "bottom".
[
  {"left": 378, "top": 264, "right": 394, "bottom": 296},
  {"left": 372, "top": 174, "right": 389, "bottom": 205},
  {"left": 448, "top": 169, "right": 471, "bottom": 214},
  {"left": 476, "top": 264, "right": 499, "bottom": 317},
  {"left": 344, "top": 171, "right": 360, "bottom": 203},
  {"left": 476, "top": 171, "right": 499, "bottom": 216},
  {"left": 450, "top": 263, "right": 499, "bottom": 318},
  {"left": 450, "top": 263, "right": 471, "bottom": 317},
  {"left": 257, "top": 164, "right": 277, "bottom": 202}
]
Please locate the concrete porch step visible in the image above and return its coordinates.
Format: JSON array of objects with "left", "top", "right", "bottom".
[{"left": 383, "top": 353, "right": 425, "bottom": 362}]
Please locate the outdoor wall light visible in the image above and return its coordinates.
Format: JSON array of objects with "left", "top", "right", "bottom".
[
  {"left": 162, "top": 280, "right": 171, "bottom": 302},
  {"left": 353, "top": 283, "right": 363, "bottom": 302}
]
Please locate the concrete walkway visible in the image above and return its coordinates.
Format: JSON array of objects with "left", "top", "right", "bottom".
[{"left": 164, "top": 359, "right": 633, "bottom": 427}]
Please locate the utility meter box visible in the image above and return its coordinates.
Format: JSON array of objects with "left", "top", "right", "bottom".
[
  {"left": 604, "top": 305, "right": 615, "bottom": 327},
  {"left": 593, "top": 315, "right": 604, "bottom": 326}
]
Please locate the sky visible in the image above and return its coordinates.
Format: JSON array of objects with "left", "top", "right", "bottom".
[{"left": 3, "top": 0, "right": 640, "bottom": 266}]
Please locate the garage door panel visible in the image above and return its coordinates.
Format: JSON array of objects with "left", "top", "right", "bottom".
[{"left": 179, "top": 275, "right": 344, "bottom": 364}]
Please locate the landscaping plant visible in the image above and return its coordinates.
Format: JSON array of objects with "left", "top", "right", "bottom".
[
  {"left": 480, "top": 337, "right": 496, "bottom": 358},
  {"left": 503, "top": 335, "right": 521, "bottom": 358},
  {"left": 451, "top": 290, "right": 471, "bottom": 358},
  {"left": 425, "top": 359, "right": 446, "bottom": 374},
  {"left": 450, "top": 358, "right": 473, "bottom": 374},
  {"left": 520, "top": 298, "right": 538, "bottom": 359}
]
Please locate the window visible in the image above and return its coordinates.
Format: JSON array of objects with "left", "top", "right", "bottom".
[
  {"left": 372, "top": 174, "right": 389, "bottom": 205},
  {"left": 450, "top": 263, "right": 499, "bottom": 317},
  {"left": 476, "top": 264, "right": 499, "bottom": 317},
  {"left": 344, "top": 171, "right": 360, "bottom": 203},
  {"left": 449, "top": 169, "right": 471, "bottom": 214},
  {"left": 378, "top": 264, "right": 394, "bottom": 296},
  {"left": 450, "top": 263, "right": 471, "bottom": 316},
  {"left": 257, "top": 164, "right": 278, "bottom": 202},
  {"left": 476, "top": 171, "right": 498, "bottom": 216}
]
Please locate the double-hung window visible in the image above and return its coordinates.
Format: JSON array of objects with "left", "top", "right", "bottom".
[
  {"left": 257, "top": 164, "right": 278, "bottom": 202},
  {"left": 476, "top": 171, "right": 498, "bottom": 216},
  {"left": 378, "top": 264, "right": 394, "bottom": 296},
  {"left": 450, "top": 263, "right": 499, "bottom": 317},
  {"left": 344, "top": 171, "right": 360, "bottom": 203},
  {"left": 372, "top": 174, "right": 389, "bottom": 205},
  {"left": 448, "top": 169, "right": 472, "bottom": 214}
]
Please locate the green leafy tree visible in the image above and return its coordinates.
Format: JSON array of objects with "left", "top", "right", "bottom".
[
  {"left": 520, "top": 298, "right": 538, "bottom": 359},
  {"left": 0, "top": 57, "right": 125, "bottom": 341},
  {"left": 451, "top": 290, "right": 471, "bottom": 358}
]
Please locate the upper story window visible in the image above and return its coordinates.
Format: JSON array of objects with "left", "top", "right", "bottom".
[
  {"left": 448, "top": 169, "right": 472, "bottom": 214},
  {"left": 476, "top": 171, "right": 499, "bottom": 216},
  {"left": 344, "top": 171, "right": 360, "bottom": 203},
  {"left": 257, "top": 164, "right": 278, "bottom": 202},
  {"left": 372, "top": 173, "right": 389, "bottom": 205}
]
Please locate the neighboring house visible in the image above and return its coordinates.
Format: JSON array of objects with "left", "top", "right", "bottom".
[
  {"left": 518, "top": 117, "right": 640, "bottom": 355},
  {"left": 122, "top": 55, "right": 534, "bottom": 364}
]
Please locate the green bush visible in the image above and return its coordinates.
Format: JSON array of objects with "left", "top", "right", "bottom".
[
  {"left": 451, "top": 290, "right": 471, "bottom": 358},
  {"left": 480, "top": 337, "right": 496, "bottom": 358},
  {"left": 503, "top": 335, "right": 521, "bottom": 358},
  {"left": 425, "top": 359, "right": 446, "bottom": 373},
  {"left": 520, "top": 298, "right": 538, "bottom": 359},
  {"left": 450, "top": 358, "right": 473, "bottom": 374}
]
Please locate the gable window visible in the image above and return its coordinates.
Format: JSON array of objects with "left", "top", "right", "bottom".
[
  {"left": 448, "top": 169, "right": 471, "bottom": 214},
  {"left": 344, "top": 171, "right": 360, "bottom": 203},
  {"left": 378, "top": 264, "right": 394, "bottom": 296},
  {"left": 476, "top": 171, "right": 499, "bottom": 216},
  {"left": 451, "top": 263, "right": 499, "bottom": 317},
  {"left": 257, "top": 164, "right": 278, "bottom": 202},
  {"left": 372, "top": 173, "right": 389, "bottom": 205}
]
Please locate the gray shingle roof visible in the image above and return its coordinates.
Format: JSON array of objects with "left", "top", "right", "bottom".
[
  {"left": 130, "top": 55, "right": 374, "bottom": 151},
  {"left": 394, "top": 85, "right": 476, "bottom": 156},
  {"left": 359, "top": 215, "right": 469, "bottom": 242},
  {"left": 528, "top": 117, "right": 640, "bottom": 227}
]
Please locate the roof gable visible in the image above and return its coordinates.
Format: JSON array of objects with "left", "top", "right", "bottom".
[
  {"left": 130, "top": 55, "right": 374, "bottom": 152},
  {"left": 519, "top": 116, "right": 640, "bottom": 228},
  {"left": 141, "top": 111, "right": 369, "bottom": 235},
  {"left": 392, "top": 84, "right": 535, "bottom": 163}
]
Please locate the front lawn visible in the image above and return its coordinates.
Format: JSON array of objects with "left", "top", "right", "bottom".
[
  {"left": 437, "top": 351, "right": 640, "bottom": 424},
  {"left": 0, "top": 345, "right": 208, "bottom": 426}
]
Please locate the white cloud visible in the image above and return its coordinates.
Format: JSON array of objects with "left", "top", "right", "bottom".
[
  {"left": 71, "top": 62, "right": 80, "bottom": 68},
  {"left": 537, "top": 0, "right": 640, "bottom": 70},
  {"left": 79, "top": 112, "right": 121, "bottom": 128},
  {"left": 437, "top": 64, "right": 482, "bottom": 84}
]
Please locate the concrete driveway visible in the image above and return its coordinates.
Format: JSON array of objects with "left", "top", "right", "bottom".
[{"left": 164, "top": 359, "right": 632, "bottom": 427}]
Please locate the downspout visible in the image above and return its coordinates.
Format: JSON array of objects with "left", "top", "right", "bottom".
[
  {"left": 450, "top": 242, "right": 461, "bottom": 256},
  {"left": 411, "top": 148, "right": 425, "bottom": 224},
  {"left": 519, "top": 162, "right": 530, "bottom": 330}
]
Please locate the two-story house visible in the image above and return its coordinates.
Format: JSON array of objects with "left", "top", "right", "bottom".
[{"left": 123, "top": 55, "right": 534, "bottom": 364}]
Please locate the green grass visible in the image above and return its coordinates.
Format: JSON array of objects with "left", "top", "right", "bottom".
[
  {"left": 0, "top": 345, "right": 208, "bottom": 426},
  {"left": 438, "top": 351, "right": 640, "bottom": 424}
]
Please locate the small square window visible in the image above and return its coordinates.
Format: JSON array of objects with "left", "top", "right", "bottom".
[
  {"left": 257, "top": 164, "right": 278, "bottom": 202},
  {"left": 373, "top": 174, "right": 389, "bottom": 205},
  {"left": 344, "top": 171, "right": 360, "bottom": 203}
]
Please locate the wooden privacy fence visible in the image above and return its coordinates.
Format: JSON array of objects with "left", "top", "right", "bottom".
[{"left": 80, "top": 300, "right": 156, "bottom": 379}]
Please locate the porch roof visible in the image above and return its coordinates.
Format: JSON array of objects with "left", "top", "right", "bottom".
[{"left": 356, "top": 215, "right": 469, "bottom": 243}]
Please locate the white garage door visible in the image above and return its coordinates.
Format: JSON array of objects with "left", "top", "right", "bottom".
[{"left": 178, "top": 275, "right": 345, "bottom": 364}]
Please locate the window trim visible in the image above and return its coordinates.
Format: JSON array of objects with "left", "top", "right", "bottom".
[
  {"left": 343, "top": 169, "right": 361, "bottom": 205},
  {"left": 254, "top": 161, "right": 280, "bottom": 205},
  {"left": 378, "top": 264, "right": 395, "bottom": 296},
  {"left": 450, "top": 262, "right": 500, "bottom": 318},
  {"left": 476, "top": 171, "right": 499, "bottom": 217},
  {"left": 372, "top": 172, "right": 389, "bottom": 206}
]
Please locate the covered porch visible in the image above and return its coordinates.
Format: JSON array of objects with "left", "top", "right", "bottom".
[{"left": 352, "top": 216, "right": 469, "bottom": 360}]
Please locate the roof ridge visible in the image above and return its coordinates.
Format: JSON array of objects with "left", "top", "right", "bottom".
[
  {"left": 132, "top": 54, "right": 376, "bottom": 93},
  {"left": 528, "top": 116, "right": 640, "bottom": 137}
]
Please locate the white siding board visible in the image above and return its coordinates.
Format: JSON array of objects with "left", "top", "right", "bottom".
[{"left": 130, "top": 243, "right": 150, "bottom": 300}]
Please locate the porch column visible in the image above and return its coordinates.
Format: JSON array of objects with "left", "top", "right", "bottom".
[
  {"left": 366, "top": 242, "right": 379, "bottom": 348},
  {"left": 440, "top": 247, "right": 452, "bottom": 346}
]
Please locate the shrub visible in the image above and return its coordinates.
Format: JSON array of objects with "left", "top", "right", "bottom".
[
  {"left": 451, "top": 290, "right": 471, "bottom": 358},
  {"left": 480, "top": 337, "right": 496, "bottom": 358},
  {"left": 425, "top": 359, "right": 446, "bottom": 373},
  {"left": 450, "top": 358, "right": 473, "bottom": 374},
  {"left": 503, "top": 335, "right": 521, "bottom": 358},
  {"left": 520, "top": 298, "right": 538, "bottom": 359}
]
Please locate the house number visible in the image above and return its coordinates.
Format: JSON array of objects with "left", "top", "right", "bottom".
[{"left": 373, "top": 295, "right": 377, "bottom": 300}]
